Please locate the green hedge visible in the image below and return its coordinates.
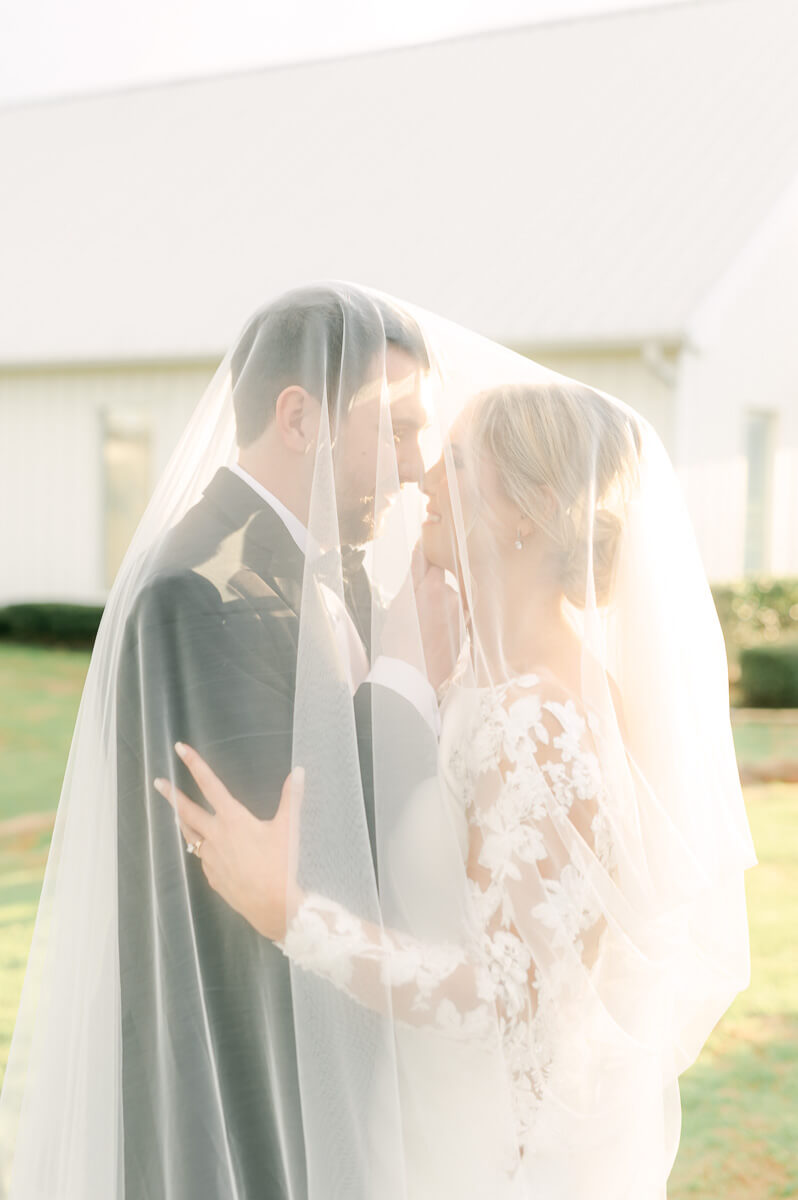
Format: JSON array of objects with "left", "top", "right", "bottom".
[
  {"left": 0, "top": 603, "right": 103, "bottom": 647},
  {"left": 2, "top": 578, "right": 798, "bottom": 701},
  {"left": 738, "top": 642, "right": 798, "bottom": 708},
  {"left": 711, "top": 577, "right": 798, "bottom": 667}
]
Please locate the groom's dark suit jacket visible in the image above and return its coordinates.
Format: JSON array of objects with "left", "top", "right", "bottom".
[{"left": 116, "top": 466, "right": 437, "bottom": 1200}]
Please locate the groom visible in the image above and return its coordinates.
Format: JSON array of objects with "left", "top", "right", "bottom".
[{"left": 116, "top": 286, "right": 451, "bottom": 1199}]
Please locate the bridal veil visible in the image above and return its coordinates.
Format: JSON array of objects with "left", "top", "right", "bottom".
[{"left": 0, "top": 282, "right": 755, "bottom": 1199}]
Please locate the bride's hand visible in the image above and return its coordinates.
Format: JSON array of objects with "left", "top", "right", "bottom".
[
  {"left": 154, "top": 744, "right": 305, "bottom": 942},
  {"left": 382, "top": 542, "right": 461, "bottom": 690}
]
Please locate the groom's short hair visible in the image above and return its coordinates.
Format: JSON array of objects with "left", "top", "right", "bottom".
[{"left": 230, "top": 284, "right": 429, "bottom": 447}]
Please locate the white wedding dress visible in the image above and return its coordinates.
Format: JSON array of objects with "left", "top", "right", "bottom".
[{"left": 278, "top": 668, "right": 623, "bottom": 1196}]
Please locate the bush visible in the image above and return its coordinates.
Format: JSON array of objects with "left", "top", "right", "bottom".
[
  {"left": 711, "top": 577, "right": 798, "bottom": 653},
  {"left": 711, "top": 577, "right": 798, "bottom": 687},
  {"left": 0, "top": 604, "right": 103, "bottom": 648},
  {"left": 738, "top": 642, "right": 798, "bottom": 708}
]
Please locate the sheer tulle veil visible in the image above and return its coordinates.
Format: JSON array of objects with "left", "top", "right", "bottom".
[{"left": 0, "top": 282, "right": 755, "bottom": 1199}]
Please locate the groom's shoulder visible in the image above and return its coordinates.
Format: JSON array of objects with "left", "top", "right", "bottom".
[
  {"left": 124, "top": 565, "right": 222, "bottom": 641},
  {"left": 124, "top": 554, "right": 295, "bottom": 648},
  {"left": 154, "top": 487, "right": 229, "bottom": 565}
]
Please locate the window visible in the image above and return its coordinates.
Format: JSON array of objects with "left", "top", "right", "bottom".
[
  {"left": 102, "top": 407, "right": 153, "bottom": 589},
  {"left": 742, "top": 410, "right": 777, "bottom": 575}
]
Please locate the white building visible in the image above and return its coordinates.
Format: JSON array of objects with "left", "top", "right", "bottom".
[{"left": 1, "top": 0, "right": 797, "bottom": 603}]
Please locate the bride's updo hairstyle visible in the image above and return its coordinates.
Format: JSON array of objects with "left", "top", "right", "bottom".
[{"left": 472, "top": 381, "right": 642, "bottom": 607}]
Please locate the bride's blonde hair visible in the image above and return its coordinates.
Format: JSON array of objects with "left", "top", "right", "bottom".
[{"left": 472, "top": 381, "right": 642, "bottom": 607}]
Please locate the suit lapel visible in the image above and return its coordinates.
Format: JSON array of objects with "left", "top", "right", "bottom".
[
  {"left": 201, "top": 466, "right": 373, "bottom": 659},
  {"left": 201, "top": 467, "right": 306, "bottom": 617}
]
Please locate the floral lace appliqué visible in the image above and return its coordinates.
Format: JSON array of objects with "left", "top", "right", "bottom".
[{"left": 279, "top": 672, "right": 616, "bottom": 1158}]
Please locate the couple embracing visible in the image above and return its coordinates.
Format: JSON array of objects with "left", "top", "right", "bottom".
[{"left": 0, "top": 284, "right": 755, "bottom": 1200}]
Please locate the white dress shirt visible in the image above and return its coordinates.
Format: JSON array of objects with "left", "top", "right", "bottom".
[{"left": 228, "top": 463, "right": 440, "bottom": 735}]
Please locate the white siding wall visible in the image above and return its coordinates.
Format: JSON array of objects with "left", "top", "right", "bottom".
[
  {"left": 0, "top": 362, "right": 216, "bottom": 604},
  {"left": 678, "top": 193, "right": 798, "bottom": 581},
  {"left": 2, "top": 322, "right": 794, "bottom": 601}
]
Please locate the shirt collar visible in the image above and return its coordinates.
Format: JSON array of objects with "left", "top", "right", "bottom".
[{"left": 228, "top": 462, "right": 309, "bottom": 555}]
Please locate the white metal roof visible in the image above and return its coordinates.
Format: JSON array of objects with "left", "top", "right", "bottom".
[{"left": 1, "top": 0, "right": 796, "bottom": 364}]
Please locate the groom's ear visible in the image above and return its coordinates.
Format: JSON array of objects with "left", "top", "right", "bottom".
[{"left": 273, "top": 386, "right": 321, "bottom": 454}]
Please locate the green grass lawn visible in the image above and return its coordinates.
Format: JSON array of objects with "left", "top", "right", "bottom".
[
  {"left": 1, "top": 643, "right": 797, "bottom": 1194},
  {"left": 667, "top": 782, "right": 798, "bottom": 1199},
  {"left": 0, "top": 643, "right": 91, "bottom": 822}
]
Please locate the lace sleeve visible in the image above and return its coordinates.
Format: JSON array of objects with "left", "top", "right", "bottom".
[
  {"left": 275, "top": 891, "right": 497, "bottom": 1043},
  {"left": 466, "top": 675, "right": 615, "bottom": 1024},
  {"left": 275, "top": 674, "right": 615, "bottom": 1044}
]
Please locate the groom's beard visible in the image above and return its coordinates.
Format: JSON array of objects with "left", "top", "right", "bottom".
[
  {"left": 338, "top": 493, "right": 377, "bottom": 546},
  {"left": 338, "top": 490, "right": 395, "bottom": 546}
]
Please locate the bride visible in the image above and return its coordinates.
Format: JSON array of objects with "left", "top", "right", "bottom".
[
  {"left": 0, "top": 283, "right": 754, "bottom": 1200},
  {"left": 157, "top": 376, "right": 754, "bottom": 1197}
]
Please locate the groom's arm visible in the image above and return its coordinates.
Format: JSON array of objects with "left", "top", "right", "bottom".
[
  {"left": 116, "top": 565, "right": 298, "bottom": 1003},
  {"left": 115, "top": 566, "right": 302, "bottom": 1198},
  {"left": 365, "top": 656, "right": 440, "bottom": 736},
  {"left": 117, "top": 567, "right": 296, "bottom": 817},
  {"left": 115, "top": 565, "right": 298, "bottom": 1054},
  {"left": 353, "top": 680, "right": 440, "bottom": 892}
]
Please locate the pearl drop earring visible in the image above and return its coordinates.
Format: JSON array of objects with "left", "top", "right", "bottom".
[{"left": 514, "top": 530, "right": 523, "bottom": 550}]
